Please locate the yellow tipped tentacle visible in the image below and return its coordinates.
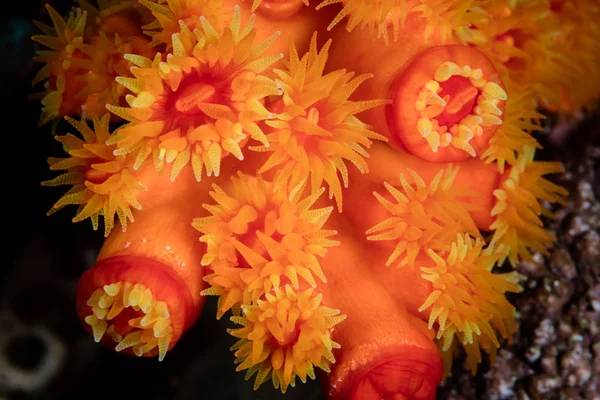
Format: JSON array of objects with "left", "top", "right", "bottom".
[{"left": 42, "top": 114, "right": 146, "bottom": 236}]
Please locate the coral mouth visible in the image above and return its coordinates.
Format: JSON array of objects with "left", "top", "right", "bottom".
[
  {"left": 388, "top": 45, "right": 506, "bottom": 163},
  {"left": 76, "top": 255, "right": 195, "bottom": 360}
]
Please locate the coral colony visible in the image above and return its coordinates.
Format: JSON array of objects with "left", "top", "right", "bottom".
[{"left": 33, "top": 0, "right": 598, "bottom": 398}]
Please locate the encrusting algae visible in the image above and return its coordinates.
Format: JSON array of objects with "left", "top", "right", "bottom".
[{"left": 32, "top": 0, "right": 598, "bottom": 398}]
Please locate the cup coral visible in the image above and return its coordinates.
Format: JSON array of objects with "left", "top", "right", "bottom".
[
  {"left": 32, "top": 5, "right": 88, "bottom": 126},
  {"left": 32, "top": 0, "right": 597, "bottom": 398},
  {"left": 252, "top": 32, "right": 389, "bottom": 212},
  {"left": 106, "top": 5, "right": 281, "bottom": 181},
  {"left": 42, "top": 114, "right": 146, "bottom": 236},
  {"left": 192, "top": 172, "right": 338, "bottom": 318}
]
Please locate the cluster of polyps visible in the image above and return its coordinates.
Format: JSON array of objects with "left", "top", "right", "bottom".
[{"left": 30, "top": 0, "right": 597, "bottom": 399}]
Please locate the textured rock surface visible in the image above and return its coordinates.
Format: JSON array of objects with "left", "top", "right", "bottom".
[{"left": 439, "top": 114, "right": 600, "bottom": 400}]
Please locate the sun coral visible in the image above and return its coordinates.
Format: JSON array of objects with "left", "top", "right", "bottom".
[
  {"left": 419, "top": 234, "right": 522, "bottom": 374},
  {"left": 75, "top": 0, "right": 143, "bottom": 37},
  {"left": 461, "top": 0, "right": 600, "bottom": 112},
  {"left": 389, "top": 45, "right": 507, "bottom": 163},
  {"left": 228, "top": 285, "right": 346, "bottom": 393},
  {"left": 489, "top": 146, "right": 568, "bottom": 266},
  {"left": 107, "top": 6, "right": 281, "bottom": 182},
  {"left": 316, "top": 0, "right": 486, "bottom": 44},
  {"left": 32, "top": 0, "right": 579, "bottom": 396},
  {"left": 549, "top": 0, "right": 600, "bottom": 111},
  {"left": 73, "top": 32, "right": 153, "bottom": 118},
  {"left": 139, "top": 0, "right": 230, "bottom": 48},
  {"left": 31, "top": 4, "right": 88, "bottom": 125},
  {"left": 192, "top": 172, "right": 338, "bottom": 318},
  {"left": 77, "top": 250, "right": 203, "bottom": 362},
  {"left": 410, "top": 0, "right": 486, "bottom": 43},
  {"left": 367, "top": 166, "right": 480, "bottom": 267},
  {"left": 252, "top": 33, "right": 389, "bottom": 212},
  {"left": 84, "top": 281, "right": 174, "bottom": 360},
  {"left": 480, "top": 80, "right": 543, "bottom": 173},
  {"left": 42, "top": 114, "right": 146, "bottom": 236},
  {"left": 316, "top": 0, "right": 406, "bottom": 44}
]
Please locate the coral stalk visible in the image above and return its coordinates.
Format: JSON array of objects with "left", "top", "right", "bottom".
[
  {"left": 318, "top": 217, "right": 442, "bottom": 400},
  {"left": 76, "top": 165, "right": 218, "bottom": 359}
]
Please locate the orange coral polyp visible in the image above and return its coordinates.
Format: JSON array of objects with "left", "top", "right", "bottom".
[
  {"left": 75, "top": 33, "right": 153, "bottom": 119},
  {"left": 107, "top": 7, "right": 281, "bottom": 181},
  {"left": 229, "top": 286, "right": 345, "bottom": 393},
  {"left": 76, "top": 255, "right": 195, "bottom": 360},
  {"left": 366, "top": 166, "right": 481, "bottom": 268},
  {"left": 254, "top": 33, "right": 389, "bottom": 212},
  {"left": 489, "top": 146, "right": 568, "bottom": 266},
  {"left": 34, "top": 0, "right": 581, "bottom": 396},
  {"left": 32, "top": 5, "right": 89, "bottom": 125},
  {"left": 389, "top": 45, "right": 506, "bottom": 163},
  {"left": 193, "top": 172, "right": 338, "bottom": 318},
  {"left": 42, "top": 114, "right": 146, "bottom": 237},
  {"left": 139, "top": 0, "right": 229, "bottom": 48},
  {"left": 418, "top": 234, "right": 523, "bottom": 369}
]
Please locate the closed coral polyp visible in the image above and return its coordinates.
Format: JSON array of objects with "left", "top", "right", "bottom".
[
  {"left": 390, "top": 45, "right": 506, "bottom": 163},
  {"left": 76, "top": 254, "right": 199, "bottom": 363},
  {"left": 84, "top": 281, "right": 174, "bottom": 361}
]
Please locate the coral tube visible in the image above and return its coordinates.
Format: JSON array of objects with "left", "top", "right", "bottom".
[
  {"left": 325, "top": 24, "right": 507, "bottom": 163},
  {"left": 75, "top": 165, "right": 215, "bottom": 360},
  {"left": 318, "top": 219, "right": 442, "bottom": 400}
]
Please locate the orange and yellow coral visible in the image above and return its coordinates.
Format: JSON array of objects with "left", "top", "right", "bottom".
[
  {"left": 253, "top": 33, "right": 389, "bottom": 212},
  {"left": 32, "top": 5, "right": 88, "bottom": 125},
  {"left": 192, "top": 172, "right": 338, "bottom": 318},
  {"left": 419, "top": 234, "right": 523, "bottom": 375},
  {"left": 367, "top": 166, "right": 479, "bottom": 267},
  {"left": 43, "top": 114, "right": 146, "bottom": 236},
  {"left": 31, "top": 0, "right": 596, "bottom": 398},
  {"left": 106, "top": 5, "right": 281, "bottom": 181},
  {"left": 229, "top": 286, "right": 345, "bottom": 392}
]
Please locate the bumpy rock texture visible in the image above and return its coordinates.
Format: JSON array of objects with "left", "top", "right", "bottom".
[{"left": 439, "top": 113, "right": 600, "bottom": 400}]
